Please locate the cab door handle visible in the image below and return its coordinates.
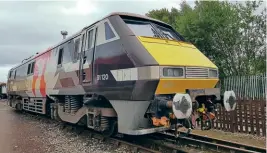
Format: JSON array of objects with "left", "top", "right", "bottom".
[{"left": 83, "top": 56, "right": 87, "bottom": 64}]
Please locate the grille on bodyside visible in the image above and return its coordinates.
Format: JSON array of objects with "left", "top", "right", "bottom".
[{"left": 185, "top": 67, "right": 209, "bottom": 78}]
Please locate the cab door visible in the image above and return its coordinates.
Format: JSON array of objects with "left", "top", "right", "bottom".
[
  {"left": 79, "top": 26, "right": 98, "bottom": 86},
  {"left": 78, "top": 31, "right": 87, "bottom": 84}
]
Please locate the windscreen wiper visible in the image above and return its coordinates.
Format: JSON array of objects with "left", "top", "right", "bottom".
[
  {"left": 150, "top": 23, "right": 166, "bottom": 39},
  {"left": 162, "top": 32, "right": 174, "bottom": 40},
  {"left": 151, "top": 28, "right": 161, "bottom": 38}
]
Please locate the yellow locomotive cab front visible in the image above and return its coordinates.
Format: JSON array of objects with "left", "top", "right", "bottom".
[
  {"left": 137, "top": 36, "right": 219, "bottom": 94},
  {"left": 138, "top": 36, "right": 217, "bottom": 68}
]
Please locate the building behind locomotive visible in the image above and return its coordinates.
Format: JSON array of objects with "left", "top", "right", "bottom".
[{"left": 5, "top": 12, "right": 236, "bottom": 136}]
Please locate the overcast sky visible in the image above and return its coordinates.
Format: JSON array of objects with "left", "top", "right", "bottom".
[
  {"left": 0, "top": 0, "right": 264, "bottom": 82},
  {"left": 0, "top": 0, "right": 197, "bottom": 82}
]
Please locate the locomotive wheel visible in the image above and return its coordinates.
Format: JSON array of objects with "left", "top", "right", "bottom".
[{"left": 102, "top": 120, "right": 117, "bottom": 137}]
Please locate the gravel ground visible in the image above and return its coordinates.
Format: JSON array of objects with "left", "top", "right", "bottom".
[
  {"left": 36, "top": 119, "right": 132, "bottom": 153},
  {"left": 1, "top": 100, "right": 264, "bottom": 153},
  {"left": 0, "top": 100, "right": 211, "bottom": 153},
  {"left": 0, "top": 101, "right": 132, "bottom": 153}
]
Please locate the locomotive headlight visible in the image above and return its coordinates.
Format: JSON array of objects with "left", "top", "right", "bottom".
[
  {"left": 209, "top": 69, "right": 218, "bottom": 78},
  {"left": 173, "top": 68, "right": 183, "bottom": 77},
  {"left": 167, "top": 68, "right": 174, "bottom": 76},
  {"left": 163, "top": 67, "right": 184, "bottom": 77}
]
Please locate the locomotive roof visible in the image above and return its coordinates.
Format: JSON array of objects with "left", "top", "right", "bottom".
[
  {"left": 99, "top": 12, "right": 171, "bottom": 27},
  {"left": 10, "top": 12, "right": 171, "bottom": 71}
]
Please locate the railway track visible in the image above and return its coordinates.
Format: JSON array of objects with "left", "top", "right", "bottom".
[
  {"left": 59, "top": 123, "right": 190, "bottom": 153},
  {"left": 59, "top": 123, "right": 266, "bottom": 153},
  {"left": 14, "top": 109, "right": 266, "bottom": 153},
  {"left": 154, "top": 130, "right": 266, "bottom": 153},
  {"left": 20, "top": 111, "right": 189, "bottom": 153}
]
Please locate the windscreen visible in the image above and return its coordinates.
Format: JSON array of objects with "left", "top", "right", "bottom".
[{"left": 123, "top": 19, "right": 184, "bottom": 41}]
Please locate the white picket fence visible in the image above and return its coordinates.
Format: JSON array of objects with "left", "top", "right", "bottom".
[{"left": 217, "top": 74, "right": 266, "bottom": 100}]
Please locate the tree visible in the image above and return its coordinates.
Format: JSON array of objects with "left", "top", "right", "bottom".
[
  {"left": 145, "top": 8, "right": 179, "bottom": 28},
  {"left": 146, "top": 0, "right": 266, "bottom": 77}
]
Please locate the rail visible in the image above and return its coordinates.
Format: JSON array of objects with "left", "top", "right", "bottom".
[
  {"left": 10, "top": 107, "right": 266, "bottom": 153},
  {"left": 155, "top": 131, "right": 266, "bottom": 153},
  {"left": 59, "top": 123, "right": 189, "bottom": 153}
]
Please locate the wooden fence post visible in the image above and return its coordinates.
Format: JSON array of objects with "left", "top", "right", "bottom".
[
  {"left": 221, "top": 105, "right": 225, "bottom": 130},
  {"left": 260, "top": 99, "right": 266, "bottom": 137},
  {"left": 249, "top": 99, "right": 254, "bottom": 134},
  {"left": 244, "top": 100, "right": 248, "bottom": 133},
  {"left": 255, "top": 100, "right": 260, "bottom": 136},
  {"left": 234, "top": 100, "right": 238, "bottom": 132},
  {"left": 230, "top": 110, "right": 235, "bottom": 133}
]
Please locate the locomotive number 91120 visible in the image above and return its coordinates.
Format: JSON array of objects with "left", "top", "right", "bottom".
[{"left": 97, "top": 74, "right": 109, "bottom": 81}]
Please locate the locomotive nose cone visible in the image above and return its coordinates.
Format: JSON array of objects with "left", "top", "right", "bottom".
[
  {"left": 223, "top": 90, "right": 237, "bottom": 111},
  {"left": 172, "top": 93, "right": 192, "bottom": 119}
]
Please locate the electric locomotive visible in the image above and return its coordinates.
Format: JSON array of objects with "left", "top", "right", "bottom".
[{"left": 6, "top": 12, "right": 236, "bottom": 136}]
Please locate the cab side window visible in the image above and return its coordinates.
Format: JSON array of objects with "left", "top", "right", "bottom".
[
  {"left": 74, "top": 38, "right": 80, "bottom": 61},
  {"left": 9, "top": 70, "right": 16, "bottom": 79},
  {"left": 87, "top": 29, "right": 94, "bottom": 49},
  {"left": 31, "top": 62, "right": 35, "bottom": 74},
  {"left": 57, "top": 48, "right": 64, "bottom": 65},
  {"left": 27, "top": 61, "right": 35, "bottom": 75},
  {"left": 104, "top": 22, "right": 115, "bottom": 40},
  {"left": 9, "top": 71, "right": 12, "bottom": 79},
  {"left": 14, "top": 70, "right": 16, "bottom": 79},
  {"left": 62, "top": 41, "right": 73, "bottom": 64},
  {"left": 27, "top": 63, "right": 31, "bottom": 74}
]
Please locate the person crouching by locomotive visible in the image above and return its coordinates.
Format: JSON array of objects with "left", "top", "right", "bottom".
[
  {"left": 190, "top": 97, "right": 217, "bottom": 129},
  {"left": 147, "top": 94, "right": 192, "bottom": 130}
]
